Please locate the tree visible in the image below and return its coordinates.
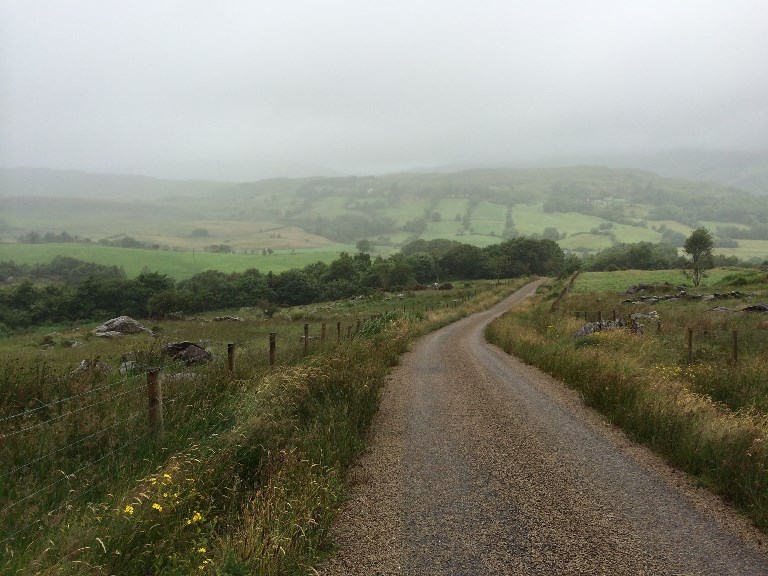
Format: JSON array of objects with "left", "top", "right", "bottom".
[
  {"left": 682, "top": 228, "right": 714, "bottom": 287},
  {"left": 356, "top": 239, "right": 372, "bottom": 253}
]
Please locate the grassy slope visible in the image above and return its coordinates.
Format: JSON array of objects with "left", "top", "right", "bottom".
[
  {"left": 4, "top": 166, "right": 768, "bottom": 263},
  {"left": 0, "top": 243, "right": 351, "bottom": 279},
  {"left": 572, "top": 268, "right": 736, "bottom": 292}
]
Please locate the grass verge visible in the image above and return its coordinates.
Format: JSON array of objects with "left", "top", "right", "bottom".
[
  {"left": 1, "top": 280, "right": 523, "bottom": 574},
  {"left": 487, "top": 277, "right": 768, "bottom": 531}
]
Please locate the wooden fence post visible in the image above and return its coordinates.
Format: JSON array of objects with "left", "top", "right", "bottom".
[
  {"left": 269, "top": 333, "right": 276, "bottom": 368},
  {"left": 687, "top": 328, "right": 693, "bottom": 364},
  {"left": 304, "top": 323, "right": 309, "bottom": 355},
  {"left": 227, "top": 343, "right": 235, "bottom": 379},
  {"left": 147, "top": 368, "right": 163, "bottom": 439},
  {"left": 336, "top": 321, "right": 341, "bottom": 344},
  {"left": 321, "top": 322, "right": 326, "bottom": 342},
  {"left": 732, "top": 330, "right": 738, "bottom": 364},
  {"left": 347, "top": 325, "right": 352, "bottom": 340}
]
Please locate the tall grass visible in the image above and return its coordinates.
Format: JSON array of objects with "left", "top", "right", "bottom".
[
  {"left": 487, "top": 277, "right": 768, "bottom": 530},
  {"left": 0, "top": 279, "right": 521, "bottom": 574}
]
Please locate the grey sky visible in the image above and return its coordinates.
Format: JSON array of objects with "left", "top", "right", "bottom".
[{"left": 1, "top": 0, "right": 766, "bottom": 181}]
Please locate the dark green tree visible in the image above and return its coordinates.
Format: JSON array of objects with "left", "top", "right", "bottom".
[{"left": 682, "top": 228, "right": 714, "bottom": 287}]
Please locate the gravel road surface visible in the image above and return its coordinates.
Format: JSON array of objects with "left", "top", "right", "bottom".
[{"left": 319, "top": 281, "right": 768, "bottom": 575}]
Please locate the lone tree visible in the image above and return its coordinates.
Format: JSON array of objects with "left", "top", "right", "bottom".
[
  {"left": 355, "top": 239, "right": 372, "bottom": 254},
  {"left": 682, "top": 227, "right": 714, "bottom": 287}
]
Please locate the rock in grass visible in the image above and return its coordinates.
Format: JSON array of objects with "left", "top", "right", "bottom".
[
  {"left": 162, "top": 341, "right": 213, "bottom": 365},
  {"left": 94, "top": 315, "right": 153, "bottom": 336}
]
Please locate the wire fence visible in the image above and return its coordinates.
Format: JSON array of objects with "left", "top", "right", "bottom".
[
  {"left": 0, "top": 327, "right": 328, "bottom": 557},
  {"left": 0, "top": 286, "right": 492, "bottom": 560},
  {"left": 0, "top": 310, "right": 418, "bottom": 557},
  {"left": 572, "top": 309, "right": 768, "bottom": 363}
]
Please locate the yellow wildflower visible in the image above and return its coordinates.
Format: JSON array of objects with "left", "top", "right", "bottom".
[
  {"left": 186, "top": 511, "right": 204, "bottom": 525},
  {"left": 124, "top": 505, "right": 134, "bottom": 515},
  {"left": 152, "top": 503, "right": 163, "bottom": 512}
]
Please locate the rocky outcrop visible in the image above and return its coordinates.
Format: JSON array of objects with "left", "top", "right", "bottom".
[
  {"left": 94, "top": 316, "right": 153, "bottom": 337},
  {"left": 162, "top": 341, "right": 213, "bottom": 365},
  {"left": 73, "top": 359, "right": 112, "bottom": 375}
]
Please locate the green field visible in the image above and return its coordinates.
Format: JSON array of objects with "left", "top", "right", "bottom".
[
  {"left": 4, "top": 165, "right": 768, "bottom": 263},
  {"left": 435, "top": 198, "right": 469, "bottom": 221},
  {"left": 572, "top": 268, "right": 738, "bottom": 293},
  {"left": 0, "top": 243, "right": 350, "bottom": 279}
]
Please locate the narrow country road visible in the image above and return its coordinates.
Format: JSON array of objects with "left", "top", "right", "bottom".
[{"left": 319, "top": 281, "right": 768, "bottom": 575}]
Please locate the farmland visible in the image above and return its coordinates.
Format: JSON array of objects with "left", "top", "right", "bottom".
[
  {"left": 0, "top": 242, "right": 352, "bottom": 280},
  {"left": 3, "top": 166, "right": 768, "bottom": 280}
]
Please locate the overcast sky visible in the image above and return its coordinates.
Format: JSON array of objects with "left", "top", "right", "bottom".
[{"left": 1, "top": 0, "right": 766, "bottom": 181}]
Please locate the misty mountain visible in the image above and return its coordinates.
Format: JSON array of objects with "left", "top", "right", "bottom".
[
  {"left": 3, "top": 149, "right": 767, "bottom": 204},
  {"left": 538, "top": 150, "right": 768, "bottom": 195}
]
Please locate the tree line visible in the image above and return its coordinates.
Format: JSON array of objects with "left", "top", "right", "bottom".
[{"left": 0, "top": 237, "right": 567, "bottom": 331}]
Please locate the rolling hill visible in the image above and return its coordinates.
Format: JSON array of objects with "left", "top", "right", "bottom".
[{"left": 2, "top": 163, "right": 768, "bottom": 274}]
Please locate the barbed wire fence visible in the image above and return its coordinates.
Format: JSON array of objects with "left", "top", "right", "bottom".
[
  {"left": 0, "top": 325, "right": 325, "bottom": 559},
  {"left": 0, "top": 312, "right": 408, "bottom": 559},
  {"left": 0, "top": 285, "right": 496, "bottom": 562},
  {"left": 572, "top": 308, "right": 768, "bottom": 363}
]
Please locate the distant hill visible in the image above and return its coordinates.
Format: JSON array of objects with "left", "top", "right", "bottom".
[
  {"left": 2, "top": 164, "right": 767, "bottom": 264},
  {"left": 539, "top": 150, "right": 768, "bottom": 195},
  {"left": 632, "top": 150, "right": 768, "bottom": 195}
]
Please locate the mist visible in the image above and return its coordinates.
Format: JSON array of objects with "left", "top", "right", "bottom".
[{"left": 1, "top": 1, "right": 766, "bottom": 181}]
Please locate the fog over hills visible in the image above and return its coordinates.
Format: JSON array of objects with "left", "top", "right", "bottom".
[
  {"left": 1, "top": 2, "right": 765, "bottom": 185},
  {"left": 2, "top": 148, "right": 767, "bottom": 202}
]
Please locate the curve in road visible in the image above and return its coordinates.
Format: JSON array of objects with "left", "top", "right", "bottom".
[{"left": 320, "top": 281, "right": 768, "bottom": 575}]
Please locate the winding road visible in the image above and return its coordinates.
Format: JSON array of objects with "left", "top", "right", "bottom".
[{"left": 320, "top": 281, "right": 768, "bottom": 575}]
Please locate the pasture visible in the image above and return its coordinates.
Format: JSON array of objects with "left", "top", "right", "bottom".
[
  {"left": 0, "top": 243, "right": 351, "bottom": 279},
  {"left": 4, "top": 166, "right": 768, "bottom": 263},
  {"left": 572, "top": 268, "right": 742, "bottom": 293}
]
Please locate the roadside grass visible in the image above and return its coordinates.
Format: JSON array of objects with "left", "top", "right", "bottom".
[
  {"left": 487, "top": 273, "right": 768, "bottom": 530},
  {"left": 0, "top": 279, "right": 521, "bottom": 574}
]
